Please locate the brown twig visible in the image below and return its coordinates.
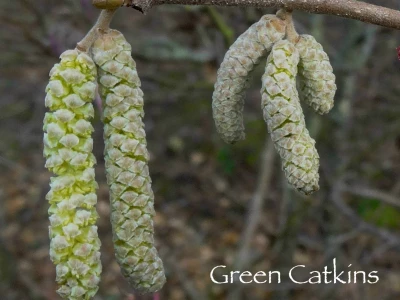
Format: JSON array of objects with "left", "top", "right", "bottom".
[
  {"left": 233, "top": 140, "right": 275, "bottom": 271},
  {"left": 342, "top": 185, "right": 400, "bottom": 209},
  {"left": 331, "top": 181, "right": 400, "bottom": 248},
  {"left": 125, "top": 0, "right": 400, "bottom": 30}
]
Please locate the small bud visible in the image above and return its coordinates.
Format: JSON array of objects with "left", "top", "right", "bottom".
[{"left": 92, "top": 0, "right": 124, "bottom": 10}]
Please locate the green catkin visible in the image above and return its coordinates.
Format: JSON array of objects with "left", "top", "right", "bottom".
[
  {"left": 43, "top": 49, "right": 102, "bottom": 299},
  {"left": 212, "top": 15, "right": 286, "bottom": 144},
  {"left": 261, "top": 40, "right": 320, "bottom": 195},
  {"left": 296, "top": 34, "right": 337, "bottom": 114},
  {"left": 92, "top": 29, "right": 166, "bottom": 294}
]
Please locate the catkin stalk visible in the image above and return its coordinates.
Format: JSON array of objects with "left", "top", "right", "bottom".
[
  {"left": 261, "top": 40, "right": 320, "bottom": 195},
  {"left": 296, "top": 34, "right": 337, "bottom": 114},
  {"left": 43, "top": 49, "right": 102, "bottom": 299},
  {"left": 212, "top": 15, "right": 286, "bottom": 144},
  {"left": 92, "top": 29, "right": 166, "bottom": 294}
]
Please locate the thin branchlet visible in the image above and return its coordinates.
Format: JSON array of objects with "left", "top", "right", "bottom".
[
  {"left": 125, "top": 0, "right": 400, "bottom": 31},
  {"left": 77, "top": 9, "right": 117, "bottom": 52}
]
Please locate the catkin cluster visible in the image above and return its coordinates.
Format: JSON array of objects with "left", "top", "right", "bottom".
[
  {"left": 92, "top": 29, "right": 166, "bottom": 294},
  {"left": 43, "top": 49, "right": 102, "bottom": 299},
  {"left": 42, "top": 7, "right": 338, "bottom": 298},
  {"left": 212, "top": 12, "right": 336, "bottom": 195},
  {"left": 44, "top": 28, "right": 165, "bottom": 300}
]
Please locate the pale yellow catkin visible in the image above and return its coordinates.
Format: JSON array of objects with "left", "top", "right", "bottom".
[
  {"left": 92, "top": 29, "right": 166, "bottom": 294},
  {"left": 43, "top": 49, "right": 102, "bottom": 299},
  {"left": 212, "top": 15, "right": 286, "bottom": 144},
  {"left": 261, "top": 40, "right": 320, "bottom": 195}
]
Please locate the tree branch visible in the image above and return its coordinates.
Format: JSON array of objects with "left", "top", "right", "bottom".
[
  {"left": 342, "top": 185, "right": 400, "bottom": 209},
  {"left": 234, "top": 139, "right": 275, "bottom": 272},
  {"left": 126, "top": 0, "right": 400, "bottom": 30}
]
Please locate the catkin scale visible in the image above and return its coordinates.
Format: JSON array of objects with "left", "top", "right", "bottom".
[
  {"left": 92, "top": 29, "right": 166, "bottom": 294},
  {"left": 43, "top": 49, "right": 102, "bottom": 299},
  {"left": 296, "top": 34, "right": 337, "bottom": 114},
  {"left": 261, "top": 40, "right": 320, "bottom": 195},
  {"left": 212, "top": 15, "right": 286, "bottom": 144}
]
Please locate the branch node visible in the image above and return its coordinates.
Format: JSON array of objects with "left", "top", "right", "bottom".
[{"left": 277, "top": 9, "right": 299, "bottom": 43}]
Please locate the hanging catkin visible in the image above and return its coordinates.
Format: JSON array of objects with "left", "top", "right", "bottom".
[
  {"left": 261, "top": 40, "right": 320, "bottom": 195},
  {"left": 43, "top": 49, "right": 102, "bottom": 299},
  {"left": 92, "top": 29, "right": 166, "bottom": 294},
  {"left": 296, "top": 34, "right": 337, "bottom": 114},
  {"left": 212, "top": 15, "right": 286, "bottom": 144}
]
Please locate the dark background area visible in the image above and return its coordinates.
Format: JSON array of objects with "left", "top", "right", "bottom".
[{"left": 1, "top": 0, "right": 400, "bottom": 299}]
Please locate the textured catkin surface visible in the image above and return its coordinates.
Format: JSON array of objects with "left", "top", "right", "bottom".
[
  {"left": 92, "top": 29, "right": 166, "bottom": 294},
  {"left": 261, "top": 40, "right": 320, "bottom": 195},
  {"left": 212, "top": 15, "right": 286, "bottom": 144},
  {"left": 43, "top": 49, "right": 102, "bottom": 299},
  {"left": 296, "top": 34, "right": 337, "bottom": 114}
]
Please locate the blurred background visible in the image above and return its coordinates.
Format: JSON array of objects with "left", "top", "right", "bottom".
[{"left": 1, "top": 0, "right": 400, "bottom": 299}]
